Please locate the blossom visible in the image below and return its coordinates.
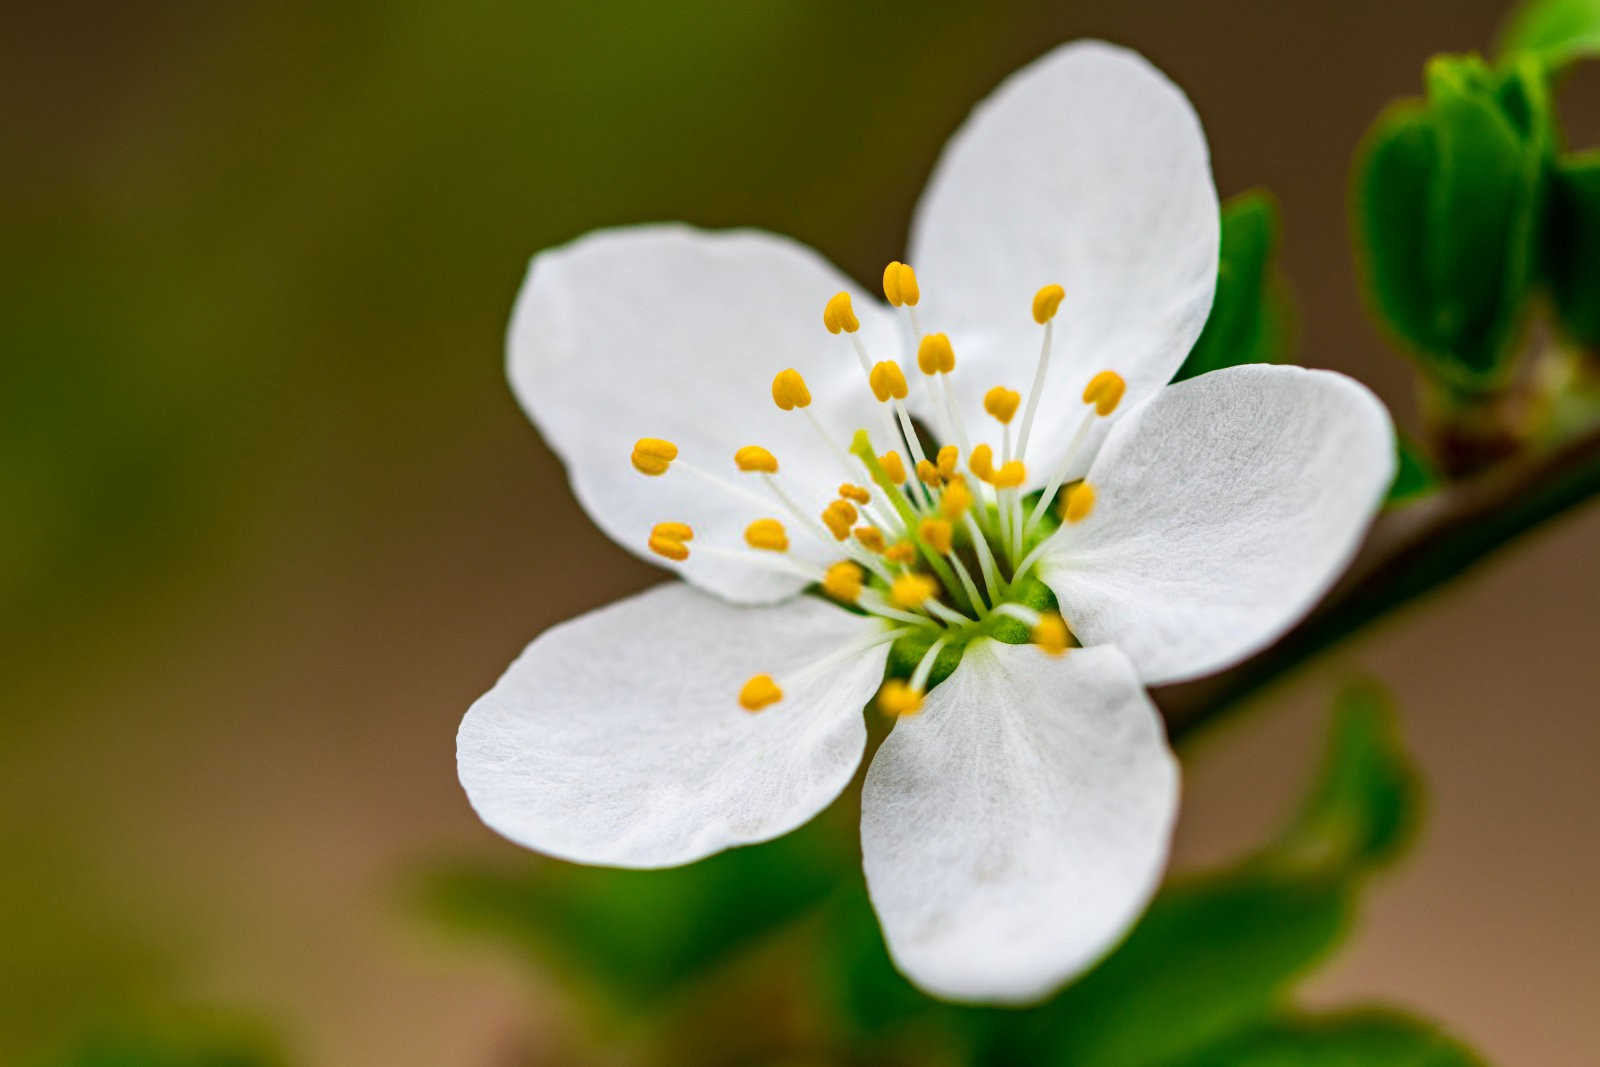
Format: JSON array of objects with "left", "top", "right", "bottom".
[{"left": 457, "top": 40, "right": 1395, "bottom": 1004}]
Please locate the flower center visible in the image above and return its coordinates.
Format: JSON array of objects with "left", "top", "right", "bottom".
[{"left": 633, "top": 263, "right": 1127, "bottom": 717}]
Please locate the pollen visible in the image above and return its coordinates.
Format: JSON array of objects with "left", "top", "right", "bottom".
[
  {"left": 739, "top": 674, "right": 783, "bottom": 712},
  {"left": 771, "top": 368, "right": 812, "bottom": 411},
  {"left": 879, "top": 450, "right": 907, "bottom": 485},
  {"left": 744, "top": 518, "right": 789, "bottom": 552},
  {"left": 630, "top": 437, "right": 678, "bottom": 476},
  {"left": 916, "top": 332, "right": 956, "bottom": 375},
  {"left": 969, "top": 443, "right": 995, "bottom": 482},
  {"left": 821, "top": 560, "right": 864, "bottom": 603},
  {"left": 838, "top": 483, "right": 871, "bottom": 504},
  {"left": 890, "top": 572, "right": 939, "bottom": 609},
  {"left": 991, "top": 459, "right": 1026, "bottom": 489},
  {"left": 936, "top": 445, "right": 959, "bottom": 480},
  {"left": 884, "top": 540, "right": 917, "bottom": 565},
  {"left": 877, "top": 679, "right": 924, "bottom": 717},
  {"left": 1032, "top": 613, "right": 1071, "bottom": 656},
  {"left": 1083, "top": 370, "right": 1126, "bottom": 416},
  {"left": 647, "top": 521, "right": 693, "bottom": 561},
  {"left": 1032, "top": 283, "right": 1066, "bottom": 324},
  {"left": 821, "top": 499, "right": 859, "bottom": 540},
  {"left": 1063, "top": 482, "right": 1096, "bottom": 523},
  {"left": 939, "top": 475, "right": 972, "bottom": 518},
  {"left": 919, "top": 517, "right": 953, "bottom": 554},
  {"left": 984, "top": 386, "right": 1021, "bottom": 424},
  {"left": 882, "top": 261, "right": 920, "bottom": 307},
  {"left": 854, "top": 525, "right": 886, "bottom": 552},
  {"left": 823, "top": 291, "right": 860, "bottom": 334},
  {"left": 869, "top": 360, "right": 909, "bottom": 402},
  {"left": 915, "top": 458, "right": 943, "bottom": 487},
  {"left": 735, "top": 445, "right": 779, "bottom": 473}
]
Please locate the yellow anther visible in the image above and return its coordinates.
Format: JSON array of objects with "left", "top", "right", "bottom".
[
  {"left": 854, "top": 526, "right": 886, "bottom": 553},
  {"left": 838, "top": 483, "right": 871, "bottom": 504},
  {"left": 1063, "top": 482, "right": 1096, "bottom": 524},
  {"left": 890, "top": 572, "right": 940, "bottom": 609},
  {"left": 884, "top": 540, "right": 917, "bottom": 565},
  {"left": 915, "top": 458, "right": 943, "bottom": 487},
  {"left": 821, "top": 560, "right": 864, "bottom": 603},
  {"left": 936, "top": 445, "right": 959, "bottom": 480},
  {"left": 916, "top": 332, "right": 956, "bottom": 375},
  {"left": 919, "top": 517, "right": 953, "bottom": 554},
  {"left": 869, "top": 360, "right": 909, "bottom": 402},
  {"left": 879, "top": 450, "right": 907, "bottom": 485},
  {"left": 739, "top": 674, "right": 783, "bottom": 712},
  {"left": 1032, "top": 283, "right": 1066, "bottom": 324},
  {"left": 771, "top": 368, "right": 812, "bottom": 411},
  {"left": 631, "top": 437, "right": 678, "bottom": 476},
  {"left": 821, "top": 499, "right": 859, "bottom": 540},
  {"left": 647, "top": 521, "right": 693, "bottom": 562},
  {"left": 940, "top": 475, "right": 972, "bottom": 519},
  {"left": 1032, "top": 613, "right": 1071, "bottom": 656},
  {"left": 735, "top": 445, "right": 779, "bottom": 473},
  {"left": 992, "top": 459, "right": 1027, "bottom": 489},
  {"left": 984, "top": 386, "right": 1021, "bottom": 425},
  {"left": 877, "top": 679, "right": 924, "bottom": 717},
  {"left": 823, "top": 291, "right": 860, "bottom": 334},
  {"left": 969, "top": 443, "right": 995, "bottom": 482},
  {"left": 1083, "top": 370, "right": 1126, "bottom": 416},
  {"left": 882, "top": 261, "right": 920, "bottom": 308},
  {"left": 744, "top": 518, "right": 789, "bottom": 552}
]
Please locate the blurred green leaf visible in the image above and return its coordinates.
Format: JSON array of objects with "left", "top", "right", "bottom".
[
  {"left": 1388, "top": 436, "right": 1440, "bottom": 504},
  {"left": 38, "top": 1021, "right": 282, "bottom": 1067},
  {"left": 1170, "top": 1011, "right": 1486, "bottom": 1066},
  {"left": 1500, "top": 0, "right": 1600, "bottom": 68},
  {"left": 1545, "top": 150, "right": 1600, "bottom": 346},
  {"left": 1176, "top": 190, "right": 1291, "bottom": 382},
  {"left": 1353, "top": 54, "right": 1550, "bottom": 389},
  {"left": 419, "top": 815, "right": 845, "bottom": 1004}
]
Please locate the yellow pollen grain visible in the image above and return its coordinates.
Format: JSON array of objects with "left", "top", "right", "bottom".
[
  {"left": 969, "top": 443, "right": 995, "bottom": 482},
  {"left": 991, "top": 459, "right": 1026, "bottom": 489},
  {"left": 940, "top": 476, "right": 972, "bottom": 519},
  {"left": 734, "top": 445, "right": 779, "bottom": 473},
  {"left": 877, "top": 679, "right": 924, "bottom": 717},
  {"left": 916, "top": 332, "right": 956, "bottom": 375},
  {"left": 879, "top": 450, "right": 907, "bottom": 485},
  {"left": 1083, "top": 370, "right": 1126, "bottom": 416},
  {"left": 821, "top": 560, "right": 864, "bottom": 603},
  {"left": 869, "top": 360, "right": 909, "bottom": 402},
  {"left": 838, "top": 483, "right": 871, "bottom": 504},
  {"left": 823, "top": 291, "right": 860, "bottom": 334},
  {"left": 853, "top": 526, "right": 886, "bottom": 553},
  {"left": 821, "top": 499, "right": 859, "bottom": 540},
  {"left": 647, "top": 521, "right": 693, "bottom": 562},
  {"left": 884, "top": 540, "right": 917, "bottom": 565},
  {"left": 919, "top": 517, "right": 953, "bottom": 554},
  {"left": 936, "top": 445, "right": 959, "bottom": 479},
  {"left": 630, "top": 437, "right": 678, "bottom": 476},
  {"left": 1063, "top": 482, "right": 1096, "bottom": 523},
  {"left": 984, "top": 386, "right": 1021, "bottom": 424},
  {"left": 744, "top": 518, "right": 789, "bottom": 552},
  {"left": 1033, "top": 283, "right": 1066, "bottom": 324},
  {"left": 882, "top": 261, "right": 920, "bottom": 308},
  {"left": 915, "top": 458, "right": 943, "bottom": 487},
  {"left": 890, "top": 572, "right": 939, "bottom": 609},
  {"left": 1032, "top": 614, "right": 1071, "bottom": 656},
  {"left": 739, "top": 674, "right": 783, "bottom": 712},
  {"left": 771, "top": 368, "right": 812, "bottom": 411}
]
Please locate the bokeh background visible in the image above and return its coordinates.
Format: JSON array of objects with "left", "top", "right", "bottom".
[{"left": 5, "top": 0, "right": 1597, "bottom": 1063}]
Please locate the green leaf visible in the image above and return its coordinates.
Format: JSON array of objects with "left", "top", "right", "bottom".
[
  {"left": 38, "top": 1023, "right": 282, "bottom": 1067},
  {"left": 1175, "top": 190, "right": 1291, "bottom": 382},
  {"left": 1353, "top": 54, "right": 1550, "bottom": 388},
  {"left": 1387, "top": 435, "right": 1439, "bottom": 504},
  {"left": 1545, "top": 150, "right": 1600, "bottom": 345},
  {"left": 418, "top": 815, "right": 845, "bottom": 1004},
  {"left": 1500, "top": 0, "right": 1600, "bottom": 68},
  {"left": 1170, "top": 1011, "right": 1487, "bottom": 1066}
]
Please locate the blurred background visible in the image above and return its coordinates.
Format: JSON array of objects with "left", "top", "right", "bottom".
[{"left": 4, "top": 0, "right": 1597, "bottom": 1063}]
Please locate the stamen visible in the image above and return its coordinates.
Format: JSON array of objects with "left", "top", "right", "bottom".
[
  {"left": 1032, "top": 613, "right": 1071, "bottom": 655},
  {"left": 984, "top": 386, "right": 1021, "bottom": 426},
  {"left": 969, "top": 444, "right": 995, "bottom": 482},
  {"left": 747, "top": 625, "right": 919, "bottom": 713},
  {"left": 881, "top": 261, "right": 920, "bottom": 308},
  {"left": 821, "top": 498, "right": 859, "bottom": 541},
  {"left": 961, "top": 512, "right": 1003, "bottom": 602},
  {"left": 647, "top": 521, "right": 693, "bottom": 561},
  {"left": 940, "top": 475, "right": 972, "bottom": 519},
  {"left": 735, "top": 445, "right": 779, "bottom": 473},
  {"left": 869, "top": 360, "right": 909, "bottom": 402},
  {"left": 1082, "top": 370, "right": 1126, "bottom": 416},
  {"left": 879, "top": 450, "right": 907, "bottom": 485},
  {"left": 771, "top": 368, "right": 812, "bottom": 410},
  {"left": 1032, "top": 283, "right": 1066, "bottom": 325},
  {"left": 909, "top": 635, "right": 949, "bottom": 691},
  {"left": 740, "top": 674, "right": 783, "bottom": 712},
  {"left": 877, "top": 679, "right": 923, "bottom": 717},
  {"left": 838, "top": 483, "right": 871, "bottom": 504},
  {"left": 821, "top": 560, "right": 864, "bottom": 603},
  {"left": 744, "top": 518, "right": 789, "bottom": 552},
  {"left": 1062, "top": 482, "right": 1095, "bottom": 524},
  {"left": 918, "top": 517, "right": 953, "bottom": 554},
  {"left": 992, "top": 459, "right": 1026, "bottom": 489},
  {"left": 823, "top": 291, "right": 860, "bottom": 335},
  {"left": 1022, "top": 375, "right": 1116, "bottom": 533},
  {"left": 854, "top": 526, "right": 886, "bottom": 553},
  {"left": 1016, "top": 284, "right": 1064, "bottom": 464},
  {"left": 936, "top": 445, "right": 959, "bottom": 480},
  {"left": 915, "top": 458, "right": 942, "bottom": 487},
  {"left": 890, "top": 572, "right": 940, "bottom": 610},
  {"left": 884, "top": 540, "right": 917, "bottom": 565},
  {"left": 631, "top": 437, "right": 678, "bottom": 476},
  {"left": 916, "top": 333, "right": 956, "bottom": 375}
]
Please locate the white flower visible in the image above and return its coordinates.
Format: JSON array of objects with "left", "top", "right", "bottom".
[{"left": 457, "top": 40, "right": 1395, "bottom": 1004}]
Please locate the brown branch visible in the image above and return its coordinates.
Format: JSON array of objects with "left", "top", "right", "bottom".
[{"left": 1154, "top": 422, "right": 1600, "bottom": 739}]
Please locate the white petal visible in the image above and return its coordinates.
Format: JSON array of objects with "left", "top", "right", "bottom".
[
  {"left": 860, "top": 641, "right": 1178, "bottom": 1004},
  {"left": 1038, "top": 364, "right": 1396, "bottom": 686},
  {"left": 907, "top": 41, "right": 1219, "bottom": 484},
  {"left": 509, "top": 225, "right": 899, "bottom": 603},
  {"left": 458, "top": 582, "right": 892, "bottom": 868}
]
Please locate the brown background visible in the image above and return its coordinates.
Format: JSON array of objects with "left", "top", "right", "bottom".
[{"left": 3, "top": 1, "right": 1596, "bottom": 1063}]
